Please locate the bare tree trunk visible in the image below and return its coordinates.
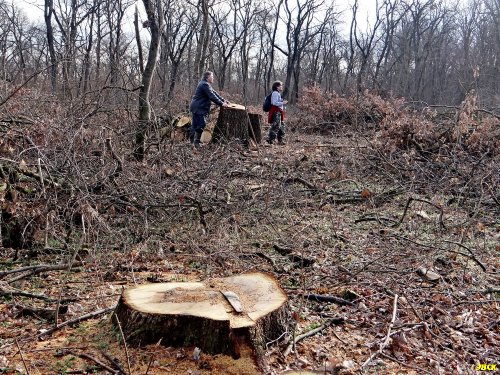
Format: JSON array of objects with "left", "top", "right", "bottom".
[
  {"left": 266, "top": 0, "right": 283, "bottom": 91},
  {"left": 194, "top": 0, "right": 209, "bottom": 81},
  {"left": 135, "top": 0, "right": 163, "bottom": 161},
  {"left": 79, "top": 3, "right": 95, "bottom": 95},
  {"left": 44, "top": 0, "right": 57, "bottom": 92},
  {"left": 95, "top": 3, "right": 102, "bottom": 83},
  {"left": 134, "top": 4, "right": 144, "bottom": 76}
]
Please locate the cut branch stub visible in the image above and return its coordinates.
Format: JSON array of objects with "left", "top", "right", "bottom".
[{"left": 114, "top": 272, "right": 288, "bottom": 357}]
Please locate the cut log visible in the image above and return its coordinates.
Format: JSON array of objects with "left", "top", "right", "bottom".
[
  {"left": 114, "top": 272, "right": 288, "bottom": 358},
  {"left": 200, "top": 116, "right": 218, "bottom": 144},
  {"left": 170, "top": 114, "right": 191, "bottom": 142}
]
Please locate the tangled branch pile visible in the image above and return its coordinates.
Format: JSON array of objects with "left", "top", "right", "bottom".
[{"left": 0, "top": 84, "right": 498, "bottom": 374}]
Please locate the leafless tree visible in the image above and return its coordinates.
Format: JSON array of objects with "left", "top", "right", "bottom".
[
  {"left": 264, "top": 0, "right": 283, "bottom": 93},
  {"left": 44, "top": 0, "right": 58, "bottom": 91},
  {"left": 134, "top": 4, "right": 144, "bottom": 77},
  {"left": 208, "top": 0, "right": 246, "bottom": 90},
  {"left": 160, "top": 0, "right": 196, "bottom": 104},
  {"left": 193, "top": 0, "right": 211, "bottom": 81},
  {"left": 135, "top": 0, "right": 163, "bottom": 161},
  {"left": 236, "top": 0, "right": 260, "bottom": 101},
  {"left": 277, "top": 0, "right": 329, "bottom": 103}
]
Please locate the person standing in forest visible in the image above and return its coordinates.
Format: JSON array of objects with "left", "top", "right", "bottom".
[
  {"left": 266, "top": 81, "right": 288, "bottom": 145},
  {"left": 189, "top": 71, "right": 229, "bottom": 149}
]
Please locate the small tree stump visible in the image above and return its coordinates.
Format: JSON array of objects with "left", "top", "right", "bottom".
[
  {"left": 114, "top": 272, "right": 288, "bottom": 357},
  {"left": 248, "top": 113, "right": 263, "bottom": 144}
]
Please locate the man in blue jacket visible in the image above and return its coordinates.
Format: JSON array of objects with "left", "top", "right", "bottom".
[{"left": 189, "top": 71, "right": 229, "bottom": 149}]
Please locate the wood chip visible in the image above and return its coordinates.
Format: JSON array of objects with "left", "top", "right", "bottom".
[{"left": 221, "top": 290, "right": 243, "bottom": 313}]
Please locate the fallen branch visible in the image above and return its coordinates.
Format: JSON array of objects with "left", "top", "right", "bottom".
[
  {"left": 184, "top": 196, "right": 208, "bottom": 232},
  {"left": 0, "top": 285, "right": 77, "bottom": 303},
  {"left": 354, "top": 215, "right": 398, "bottom": 225},
  {"left": 101, "top": 350, "right": 126, "bottom": 375},
  {"left": 283, "top": 318, "right": 341, "bottom": 357},
  {"left": 15, "top": 338, "right": 30, "bottom": 375},
  {"left": 12, "top": 303, "right": 68, "bottom": 320},
  {"left": 443, "top": 240, "right": 487, "bottom": 272},
  {"left": 272, "top": 244, "right": 315, "bottom": 267},
  {"left": 5, "top": 263, "right": 82, "bottom": 283},
  {"left": 144, "top": 339, "right": 163, "bottom": 375},
  {"left": 327, "top": 189, "right": 401, "bottom": 206},
  {"left": 390, "top": 235, "right": 486, "bottom": 272},
  {"left": 361, "top": 294, "right": 399, "bottom": 369},
  {"left": 302, "top": 293, "right": 354, "bottom": 306},
  {"left": 70, "top": 351, "right": 119, "bottom": 374},
  {"left": 239, "top": 252, "right": 282, "bottom": 272},
  {"left": 394, "top": 197, "right": 445, "bottom": 229},
  {"left": 452, "top": 299, "right": 499, "bottom": 307},
  {"left": 0, "top": 264, "right": 70, "bottom": 278},
  {"left": 284, "top": 176, "right": 318, "bottom": 190},
  {"left": 38, "top": 306, "right": 115, "bottom": 338},
  {"left": 113, "top": 312, "right": 132, "bottom": 375},
  {"left": 379, "top": 352, "right": 432, "bottom": 374}
]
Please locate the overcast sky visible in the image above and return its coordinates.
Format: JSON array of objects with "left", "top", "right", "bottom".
[{"left": 18, "top": 0, "right": 376, "bottom": 25}]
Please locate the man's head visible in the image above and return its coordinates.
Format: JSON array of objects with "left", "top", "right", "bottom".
[
  {"left": 272, "top": 81, "right": 283, "bottom": 91},
  {"left": 203, "top": 71, "right": 214, "bottom": 84}
]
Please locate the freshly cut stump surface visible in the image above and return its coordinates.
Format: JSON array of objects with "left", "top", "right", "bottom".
[{"left": 114, "top": 272, "right": 288, "bottom": 357}]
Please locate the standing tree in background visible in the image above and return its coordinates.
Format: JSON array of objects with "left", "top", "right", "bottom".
[
  {"left": 135, "top": 0, "right": 163, "bottom": 161},
  {"left": 104, "top": 0, "right": 133, "bottom": 86},
  {"left": 237, "top": 0, "right": 259, "bottom": 102},
  {"left": 209, "top": 0, "right": 245, "bottom": 90},
  {"left": 44, "top": 0, "right": 57, "bottom": 92},
  {"left": 265, "top": 0, "right": 283, "bottom": 93},
  {"left": 278, "top": 0, "right": 328, "bottom": 103},
  {"left": 160, "top": 0, "right": 196, "bottom": 104},
  {"left": 193, "top": 0, "right": 210, "bottom": 81},
  {"left": 352, "top": 0, "right": 383, "bottom": 93},
  {"left": 133, "top": 4, "right": 144, "bottom": 77}
]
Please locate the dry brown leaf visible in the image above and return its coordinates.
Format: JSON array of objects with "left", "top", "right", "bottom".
[
  {"left": 360, "top": 188, "right": 372, "bottom": 198},
  {"left": 366, "top": 247, "right": 377, "bottom": 255}
]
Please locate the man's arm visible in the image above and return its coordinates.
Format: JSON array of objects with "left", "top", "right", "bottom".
[
  {"left": 214, "top": 88, "right": 230, "bottom": 106},
  {"left": 202, "top": 82, "right": 227, "bottom": 106}
]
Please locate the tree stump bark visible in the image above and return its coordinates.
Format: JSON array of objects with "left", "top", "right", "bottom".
[
  {"left": 212, "top": 104, "right": 249, "bottom": 143},
  {"left": 248, "top": 113, "right": 263, "bottom": 144},
  {"left": 114, "top": 272, "right": 288, "bottom": 358}
]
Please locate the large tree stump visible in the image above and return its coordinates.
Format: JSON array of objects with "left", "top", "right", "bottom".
[
  {"left": 114, "top": 272, "right": 288, "bottom": 358},
  {"left": 212, "top": 104, "right": 249, "bottom": 143}
]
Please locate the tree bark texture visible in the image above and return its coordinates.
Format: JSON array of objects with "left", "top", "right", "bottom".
[
  {"left": 247, "top": 113, "right": 263, "bottom": 144},
  {"left": 212, "top": 105, "right": 249, "bottom": 143},
  {"left": 135, "top": 0, "right": 163, "bottom": 161},
  {"left": 212, "top": 105, "right": 262, "bottom": 145}
]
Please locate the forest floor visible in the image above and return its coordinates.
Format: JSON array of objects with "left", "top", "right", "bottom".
[{"left": 0, "top": 126, "right": 498, "bottom": 375}]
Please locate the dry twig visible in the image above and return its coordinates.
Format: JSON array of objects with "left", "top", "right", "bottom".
[{"left": 361, "top": 294, "right": 399, "bottom": 369}]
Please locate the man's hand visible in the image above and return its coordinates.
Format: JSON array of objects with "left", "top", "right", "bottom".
[
  {"left": 222, "top": 102, "right": 229, "bottom": 107},
  {"left": 283, "top": 100, "right": 289, "bottom": 105}
]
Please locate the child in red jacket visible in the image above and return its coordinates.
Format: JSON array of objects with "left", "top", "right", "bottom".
[{"left": 267, "top": 81, "right": 288, "bottom": 145}]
